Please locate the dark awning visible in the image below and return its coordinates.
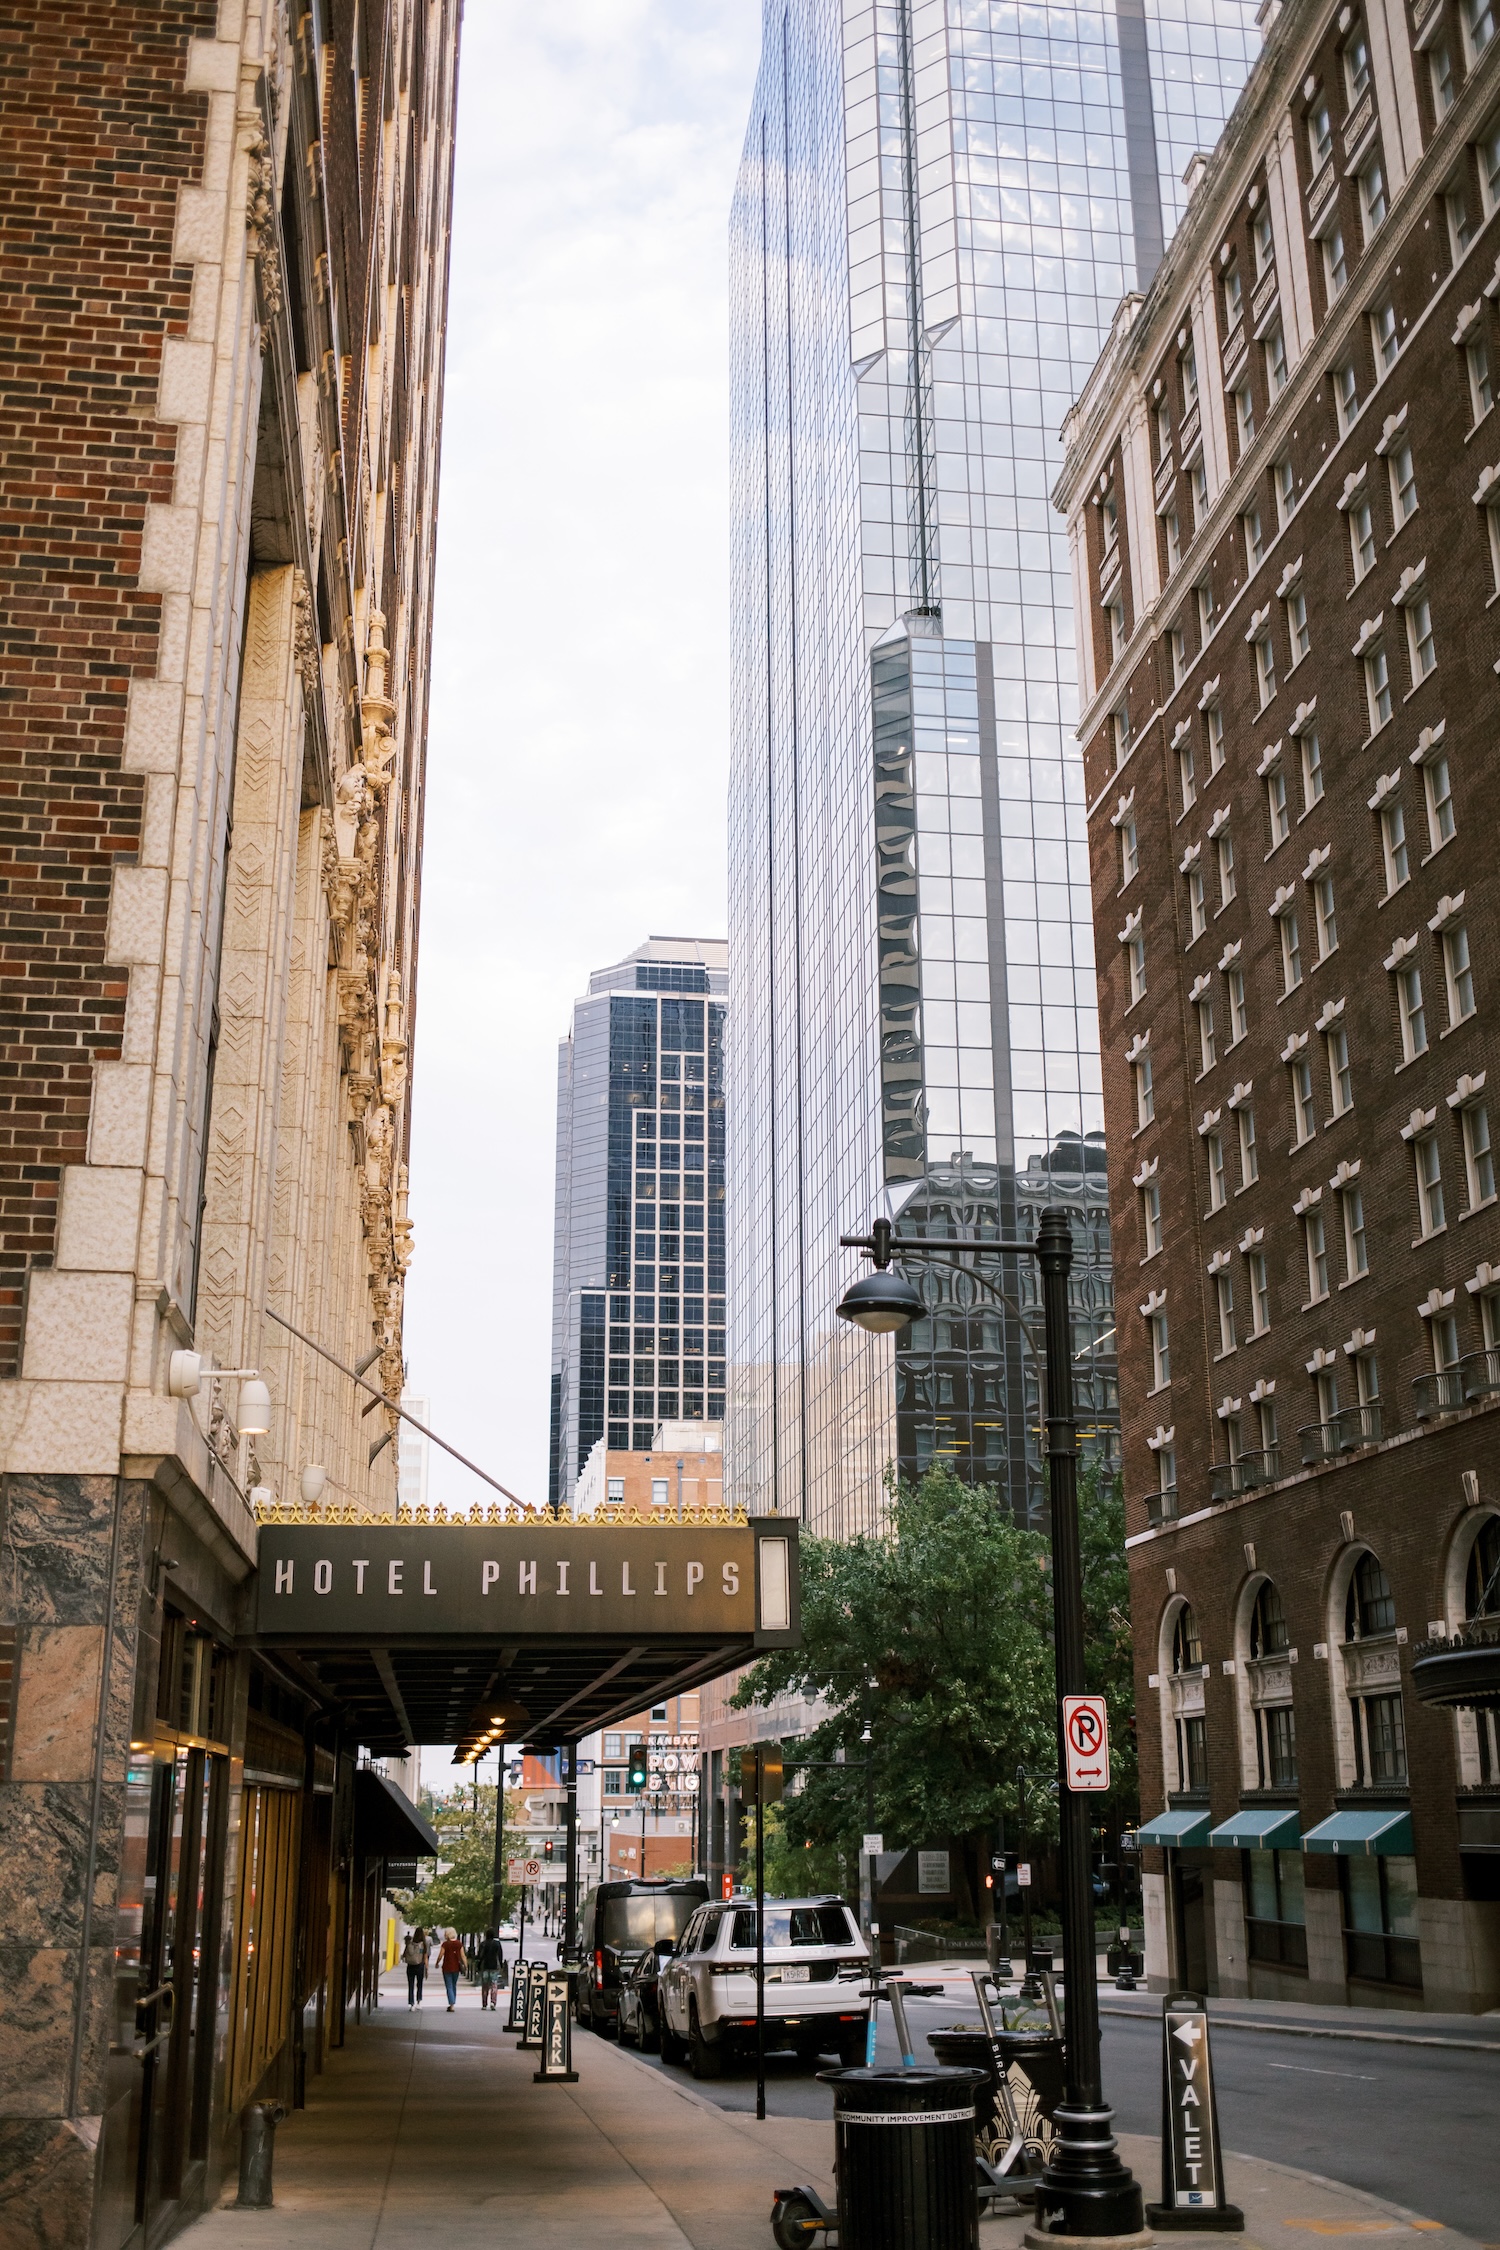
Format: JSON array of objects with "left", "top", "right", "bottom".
[
  {"left": 1137, "top": 1807, "right": 1212, "bottom": 1848},
  {"left": 353, "top": 1767, "right": 440, "bottom": 1861},
  {"left": 1208, "top": 1805, "right": 1302, "bottom": 1850},
  {"left": 1302, "top": 1808, "right": 1413, "bottom": 1856}
]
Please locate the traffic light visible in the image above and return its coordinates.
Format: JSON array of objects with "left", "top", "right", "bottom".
[
  {"left": 626, "top": 1741, "right": 649, "bottom": 1793},
  {"left": 543, "top": 1837, "right": 554, "bottom": 1861},
  {"left": 740, "top": 1741, "right": 783, "bottom": 1804}
]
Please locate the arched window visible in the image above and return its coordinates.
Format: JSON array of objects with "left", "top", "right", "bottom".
[
  {"left": 1250, "top": 1580, "right": 1290, "bottom": 1657},
  {"left": 1171, "top": 1604, "right": 1208, "bottom": 1789},
  {"left": 1341, "top": 1551, "right": 1405, "bottom": 1785},
  {"left": 1466, "top": 1518, "right": 1500, "bottom": 1781},
  {"left": 1345, "top": 1551, "right": 1396, "bottom": 1640}
]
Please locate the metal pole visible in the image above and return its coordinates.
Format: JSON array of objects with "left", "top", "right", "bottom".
[
  {"left": 563, "top": 1745, "right": 579, "bottom": 1960},
  {"left": 755, "top": 1758, "right": 766, "bottom": 2122},
  {"left": 1033, "top": 1206, "right": 1144, "bottom": 2237},
  {"left": 491, "top": 1747, "right": 507, "bottom": 1933}
]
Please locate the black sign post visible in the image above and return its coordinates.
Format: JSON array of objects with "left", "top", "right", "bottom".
[
  {"left": 519, "top": 1960, "right": 547, "bottom": 2050},
  {"left": 533, "top": 1967, "right": 579, "bottom": 2083},
  {"left": 1146, "top": 1994, "right": 1244, "bottom": 2232}
]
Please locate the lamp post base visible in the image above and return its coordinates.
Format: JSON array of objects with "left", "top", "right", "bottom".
[{"left": 1032, "top": 2102, "right": 1146, "bottom": 2238}]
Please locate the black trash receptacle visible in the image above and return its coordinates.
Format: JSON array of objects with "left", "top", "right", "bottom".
[
  {"left": 924, "top": 2030, "right": 1001, "bottom": 2152},
  {"left": 818, "top": 2065, "right": 987, "bottom": 2250}
]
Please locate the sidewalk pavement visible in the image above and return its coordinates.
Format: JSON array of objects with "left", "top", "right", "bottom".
[{"left": 177, "top": 1973, "right": 1489, "bottom": 2250}]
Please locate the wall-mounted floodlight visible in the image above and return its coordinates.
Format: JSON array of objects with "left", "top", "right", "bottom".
[
  {"left": 300, "top": 1464, "right": 329, "bottom": 1506},
  {"left": 168, "top": 1352, "right": 271, "bottom": 1433}
]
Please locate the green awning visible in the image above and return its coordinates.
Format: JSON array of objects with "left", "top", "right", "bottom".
[
  {"left": 1302, "top": 1808, "right": 1414, "bottom": 1857},
  {"left": 1136, "top": 1808, "right": 1213, "bottom": 1847},
  {"left": 1207, "top": 1806, "right": 1303, "bottom": 1850}
]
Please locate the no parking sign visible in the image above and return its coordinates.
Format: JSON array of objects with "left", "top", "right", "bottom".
[{"left": 1061, "top": 1694, "right": 1110, "bottom": 1791}]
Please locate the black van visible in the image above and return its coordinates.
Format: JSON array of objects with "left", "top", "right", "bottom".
[{"left": 576, "top": 1878, "right": 708, "bottom": 2037}]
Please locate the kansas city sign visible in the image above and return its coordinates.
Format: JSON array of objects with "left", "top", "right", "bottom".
[{"left": 253, "top": 1517, "right": 798, "bottom": 1646}]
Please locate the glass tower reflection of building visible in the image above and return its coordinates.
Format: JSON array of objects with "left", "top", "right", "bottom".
[
  {"left": 548, "top": 939, "right": 728, "bottom": 1510},
  {"left": 727, "top": 0, "right": 1259, "bottom": 1533}
]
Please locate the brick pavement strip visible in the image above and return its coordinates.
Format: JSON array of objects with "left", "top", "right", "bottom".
[{"left": 177, "top": 1984, "right": 1486, "bottom": 2250}]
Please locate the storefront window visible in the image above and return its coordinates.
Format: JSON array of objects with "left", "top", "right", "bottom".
[
  {"left": 1244, "top": 1848, "right": 1307, "bottom": 1969},
  {"left": 1343, "top": 1855, "right": 1422, "bottom": 1989}
]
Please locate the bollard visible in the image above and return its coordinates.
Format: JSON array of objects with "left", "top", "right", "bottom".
[{"left": 235, "top": 2100, "right": 288, "bottom": 2208}]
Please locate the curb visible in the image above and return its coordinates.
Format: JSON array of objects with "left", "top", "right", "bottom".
[
  {"left": 1217, "top": 2144, "right": 1483, "bottom": 2245},
  {"left": 1099, "top": 2002, "right": 1500, "bottom": 2055}
]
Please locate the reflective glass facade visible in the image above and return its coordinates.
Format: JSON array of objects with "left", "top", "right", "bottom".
[
  {"left": 548, "top": 940, "right": 728, "bottom": 1509},
  {"left": 727, "top": 0, "right": 1257, "bottom": 1534}
]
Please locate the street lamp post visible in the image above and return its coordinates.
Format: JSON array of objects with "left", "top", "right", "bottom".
[{"left": 838, "top": 1204, "right": 1145, "bottom": 2239}]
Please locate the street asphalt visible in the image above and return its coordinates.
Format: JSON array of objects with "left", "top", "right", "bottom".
[{"left": 623, "top": 1987, "right": 1500, "bottom": 2240}]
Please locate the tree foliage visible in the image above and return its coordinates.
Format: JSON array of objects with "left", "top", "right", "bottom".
[
  {"left": 731, "top": 1463, "right": 1136, "bottom": 1913},
  {"left": 389, "top": 1785, "right": 526, "bottom": 1936}
]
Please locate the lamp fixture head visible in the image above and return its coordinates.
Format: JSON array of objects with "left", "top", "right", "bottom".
[
  {"left": 300, "top": 1464, "right": 328, "bottom": 1506},
  {"left": 835, "top": 1267, "right": 926, "bottom": 1334},
  {"left": 237, "top": 1377, "right": 273, "bottom": 1436}
]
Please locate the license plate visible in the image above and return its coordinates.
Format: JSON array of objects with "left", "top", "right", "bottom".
[{"left": 781, "top": 1964, "right": 810, "bottom": 1983}]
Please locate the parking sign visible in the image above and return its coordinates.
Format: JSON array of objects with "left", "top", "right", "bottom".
[{"left": 1061, "top": 1694, "right": 1110, "bottom": 1791}]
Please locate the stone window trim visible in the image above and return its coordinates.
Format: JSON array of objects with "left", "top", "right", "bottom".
[
  {"left": 1276, "top": 554, "right": 1305, "bottom": 600},
  {"left": 1302, "top": 842, "right": 1332, "bottom": 882},
  {"left": 1447, "top": 1069, "right": 1488, "bottom": 1112},
  {"left": 1373, "top": 402, "right": 1409, "bottom": 458},
  {"left": 1133, "top": 1154, "right": 1160, "bottom": 1186},
  {"left": 1417, "top": 1285, "right": 1457, "bottom": 1319},
  {"left": 1207, "top": 804, "right": 1231, "bottom": 839},
  {"left": 1126, "top": 1029, "right": 1152, "bottom": 1064},
  {"left": 1352, "top": 611, "right": 1383, "bottom": 658},
  {"left": 1110, "top": 788, "right": 1136, "bottom": 828},
  {"left": 1119, "top": 906, "right": 1145, "bottom": 942},
  {"left": 1316, "top": 995, "right": 1347, "bottom": 1032},
  {"left": 1239, "top": 1224, "right": 1265, "bottom": 1253},
  {"left": 1208, "top": 1247, "right": 1233, "bottom": 1275},
  {"left": 1180, "top": 842, "right": 1202, "bottom": 876},
  {"left": 1197, "top": 673, "right": 1222, "bottom": 712},
  {"left": 1408, "top": 717, "right": 1447, "bottom": 770},
  {"left": 1366, "top": 769, "right": 1401, "bottom": 810},
  {"left": 1428, "top": 889, "right": 1466, "bottom": 936},
  {"left": 1269, "top": 883, "right": 1298, "bottom": 920},
  {"left": 1400, "top": 1105, "right": 1439, "bottom": 1143},
  {"left": 1343, "top": 1324, "right": 1377, "bottom": 1359},
  {"left": 1199, "top": 1106, "right": 1224, "bottom": 1138},
  {"left": 1216, "top": 1391, "right": 1242, "bottom": 1421},
  {"left": 1293, "top": 1183, "right": 1324, "bottom": 1216},
  {"left": 1336, "top": 462, "right": 1369, "bottom": 515},
  {"left": 1228, "top": 1079, "right": 1254, "bottom": 1109},
  {"left": 1257, "top": 737, "right": 1284, "bottom": 778},
  {"left": 1304, "top": 1342, "right": 1337, "bottom": 1375},
  {"left": 1383, "top": 932, "right": 1420, "bottom": 971},
  {"left": 1392, "top": 557, "right": 1428, "bottom": 608},
  {"left": 1281, "top": 1029, "right": 1310, "bottom": 1062},
  {"left": 1190, "top": 972, "right": 1214, "bottom": 1005},
  {"left": 1146, "top": 1422, "right": 1175, "bottom": 1450},
  {"left": 1288, "top": 696, "right": 1318, "bottom": 739},
  {"left": 1330, "top": 1156, "right": 1362, "bottom": 1190}
]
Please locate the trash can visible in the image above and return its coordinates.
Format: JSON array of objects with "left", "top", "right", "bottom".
[
  {"left": 924, "top": 2029, "right": 1002, "bottom": 2154},
  {"left": 818, "top": 2065, "right": 986, "bottom": 2250}
]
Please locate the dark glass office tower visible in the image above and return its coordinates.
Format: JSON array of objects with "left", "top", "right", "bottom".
[
  {"left": 727, "top": 0, "right": 1259, "bottom": 1532},
  {"left": 548, "top": 940, "right": 728, "bottom": 1510}
]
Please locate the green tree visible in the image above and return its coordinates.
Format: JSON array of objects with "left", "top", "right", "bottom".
[
  {"left": 1078, "top": 1455, "right": 1138, "bottom": 1813},
  {"left": 389, "top": 1784, "right": 525, "bottom": 1936}
]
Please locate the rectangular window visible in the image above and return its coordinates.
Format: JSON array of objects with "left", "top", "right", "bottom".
[
  {"left": 1215, "top": 1270, "right": 1237, "bottom": 1356},
  {"left": 1254, "top": 632, "right": 1277, "bottom": 707},
  {"left": 1178, "top": 736, "right": 1197, "bottom": 810},
  {"left": 1248, "top": 1250, "right": 1271, "bottom": 1334},
  {"left": 1180, "top": 1713, "right": 1209, "bottom": 1792},
  {"left": 1228, "top": 967, "right": 1249, "bottom": 1043},
  {"left": 1149, "top": 1310, "right": 1171, "bottom": 1390},
  {"left": 1114, "top": 707, "right": 1132, "bottom": 765},
  {"left": 1187, "top": 864, "right": 1207, "bottom": 940},
  {"left": 1217, "top": 829, "right": 1237, "bottom": 906},
  {"left": 1266, "top": 321, "right": 1289, "bottom": 398},
  {"left": 1206, "top": 1129, "right": 1228, "bottom": 1211},
  {"left": 1253, "top": 205, "right": 1275, "bottom": 278},
  {"left": 1364, "top": 643, "right": 1392, "bottom": 733},
  {"left": 1432, "top": 42, "right": 1456, "bottom": 114},
  {"left": 1463, "top": 1102, "right": 1497, "bottom": 1207},
  {"left": 1258, "top": 1396, "right": 1279, "bottom": 1460},
  {"left": 1335, "top": 361, "right": 1360, "bottom": 433},
  {"left": 1223, "top": 260, "right": 1243, "bottom": 328},
  {"left": 1309, "top": 102, "right": 1333, "bottom": 171},
  {"left": 1423, "top": 752, "right": 1455, "bottom": 849},
  {"left": 1196, "top": 573, "right": 1215, "bottom": 637},
  {"left": 1327, "top": 1022, "right": 1354, "bottom": 1115},
  {"left": 1165, "top": 509, "right": 1182, "bottom": 572},
  {"left": 1361, "top": 164, "right": 1389, "bottom": 242},
  {"left": 1474, "top": 331, "right": 1498, "bottom": 423},
  {"left": 1157, "top": 400, "right": 1173, "bottom": 460},
  {"left": 1120, "top": 815, "right": 1140, "bottom": 883},
  {"left": 1450, "top": 185, "right": 1476, "bottom": 258},
  {"left": 1198, "top": 996, "right": 1217, "bottom": 1073},
  {"left": 1398, "top": 963, "right": 1428, "bottom": 1059},
  {"left": 1108, "top": 601, "right": 1126, "bottom": 660},
  {"left": 1304, "top": 1208, "right": 1330, "bottom": 1301},
  {"left": 1170, "top": 626, "right": 1188, "bottom": 687},
  {"left": 1182, "top": 340, "right": 1199, "bottom": 406},
  {"left": 1275, "top": 457, "right": 1297, "bottom": 525},
  {"left": 1300, "top": 728, "right": 1324, "bottom": 811},
  {"left": 1379, "top": 801, "right": 1408, "bottom": 893},
  {"left": 1484, "top": 123, "right": 1500, "bottom": 215},
  {"left": 1101, "top": 490, "right": 1119, "bottom": 552},
  {"left": 1433, "top": 1310, "right": 1461, "bottom": 1371},
  {"left": 1205, "top": 700, "right": 1226, "bottom": 772},
  {"left": 1406, "top": 596, "right": 1436, "bottom": 682},
  {"left": 1416, "top": 1132, "right": 1446, "bottom": 1234},
  {"left": 1280, "top": 909, "right": 1303, "bottom": 993},
  {"left": 1235, "top": 383, "right": 1256, "bottom": 452},
  {"left": 1134, "top": 1054, "right": 1155, "bottom": 1128},
  {"left": 1141, "top": 1177, "right": 1164, "bottom": 1255},
  {"left": 1443, "top": 923, "right": 1475, "bottom": 1022},
  {"left": 1464, "top": 0, "right": 1496, "bottom": 60},
  {"left": 1237, "top": 1103, "right": 1259, "bottom": 1186},
  {"left": 1343, "top": 1854, "right": 1421, "bottom": 1989},
  {"left": 1350, "top": 500, "right": 1376, "bottom": 581},
  {"left": 1342, "top": 1185, "right": 1368, "bottom": 1278},
  {"left": 1266, "top": 765, "right": 1290, "bottom": 847},
  {"left": 1291, "top": 1054, "right": 1317, "bottom": 1143},
  {"left": 1323, "top": 225, "right": 1349, "bottom": 301},
  {"left": 1344, "top": 29, "right": 1371, "bottom": 103},
  {"left": 1388, "top": 441, "right": 1418, "bottom": 523},
  {"left": 1314, "top": 872, "right": 1338, "bottom": 958},
  {"left": 1128, "top": 931, "right": 1147, "bottom": 1004},
  {"left": 1286, "top": 588, "right": 1311, "bottom": 663},
  {"left": 1244, "top": 507, "right": 1265, "bottom": 568}
]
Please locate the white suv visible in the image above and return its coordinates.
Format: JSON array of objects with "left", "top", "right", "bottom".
[{"left": 658, "top": 1895, "right": 869, "bottom": 2077}]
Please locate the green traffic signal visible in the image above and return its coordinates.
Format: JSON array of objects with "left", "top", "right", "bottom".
[{"left": 626, "top": 1741, "right": 649, "bottom": 1793}]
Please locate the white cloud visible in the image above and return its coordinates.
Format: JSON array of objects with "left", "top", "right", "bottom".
[{"left": 404, "top": 3, "right": 762, "bottom": 1511}]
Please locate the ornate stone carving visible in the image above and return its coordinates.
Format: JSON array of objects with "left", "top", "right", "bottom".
[
  {"left": 379, "top": 969, "right": 408, "bottom": 1103},
  {"left": 292, "top": 570, "right": 321, "bottom": 706},
  {"left": 245, "top": 129, "right": 284, "bottom": 332}
]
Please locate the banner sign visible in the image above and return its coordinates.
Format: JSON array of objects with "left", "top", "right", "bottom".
[
  {"left": 534, "top": 1968, "right": 579, "bottom": 2084},
  {"left": 1147, "top": 1996, "right": 1244, "bottom": 2231},
  {"left": 254, "top": 1520, "right": 798, "bottom": 1646},
  {"left": 1062, "top": 1694, "right": 1111, "bottom": 1791}
]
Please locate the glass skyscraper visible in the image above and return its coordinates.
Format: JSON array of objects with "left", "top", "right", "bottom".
[
  {"left": 548, "top": 939, "right": 728, "bottom": 1510},
  {"left": 727, "top": 0, "right": 1259, "bottom": 1535}
]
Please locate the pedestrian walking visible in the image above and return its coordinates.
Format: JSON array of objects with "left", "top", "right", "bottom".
[
  {"left": 476, "top": 1928, "right": 506, "bottom": 2010},
  {"left": 439, "top": 1927, "right": 465, "bottom": 2010},
  {"left": 403, "top": 1926, "right": 430, "bottom": 2009}
]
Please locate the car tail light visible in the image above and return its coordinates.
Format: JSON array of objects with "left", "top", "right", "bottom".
[{"left": 594, "top": 1949, "right": 604, "bottom": 1991}]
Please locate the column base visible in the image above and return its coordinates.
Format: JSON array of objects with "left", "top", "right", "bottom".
[{"left": 1146, "top": 2204, "right": 1245, "bottom": 2232}]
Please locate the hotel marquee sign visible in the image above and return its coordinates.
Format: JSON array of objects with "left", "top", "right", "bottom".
[{"left": 253, "top": 1518, "right": 799, "bottom": 1645}]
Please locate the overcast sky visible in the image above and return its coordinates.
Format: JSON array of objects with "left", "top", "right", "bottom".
[{"left": 403, "top": 3, "right": 763, "bottom": 1513}]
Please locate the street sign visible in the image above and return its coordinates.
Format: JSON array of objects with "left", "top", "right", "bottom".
[
  {"left": 1062, "top": 1693, "right": 1111, "bottom": 1791},
  {"left": 533, "top": 1967, "right": 579, "bottom": 2084},
  {"left": 1146, "top": 1997, "right": 1243, "bottom": 2229},
  {"left": 1016, "top": 1863, "right": 1032, "bottom": 1888},
  {"left": 862, "top": 1833, "right": 883, "bottom": 1856},
  {"left": 509, "top": 1857, "right": 543, "bottom": 1885},
  {"left": 741, "top": 1741, "right": 783, "bottom": 1803}
]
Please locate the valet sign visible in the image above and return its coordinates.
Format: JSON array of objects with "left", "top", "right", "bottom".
[{"left": 254, "top": 1520, "right": 799, "bottom": 1645}]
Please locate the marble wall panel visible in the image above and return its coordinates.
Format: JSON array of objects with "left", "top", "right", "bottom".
[
  {"left": 0, "top": 2116, "right": 98, "bottom": 2250},
  {"left": 1, "top": 1478, "right": 119, "bottom": 1626},
  {"left": 0, "top": 1784, "right": 120, "bottom": 1949},
  {"left": 0, "top": 1950, "right": 75, "bottom": 2118},
  {"left": 10, "top": 1628, "right": 104, "bottom": 1783}
]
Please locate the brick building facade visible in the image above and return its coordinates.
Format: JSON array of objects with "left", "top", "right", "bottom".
[
  {"left": 0, "top": 3, "right": 458, "bottom": 2241},
  {"left": 1056, "top": 0, "right": 1500, "bottom": 2009}
]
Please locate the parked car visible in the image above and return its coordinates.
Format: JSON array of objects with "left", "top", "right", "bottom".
[
  {"left": 617, "top": 1937, "right": 676, "bottom": 2052},
  {"left": 575, "top": 1878, "right": 708, "bottom": 2038},
  {"left": 658, "top": 1895, "right": 869, "bottom": 2078}
]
